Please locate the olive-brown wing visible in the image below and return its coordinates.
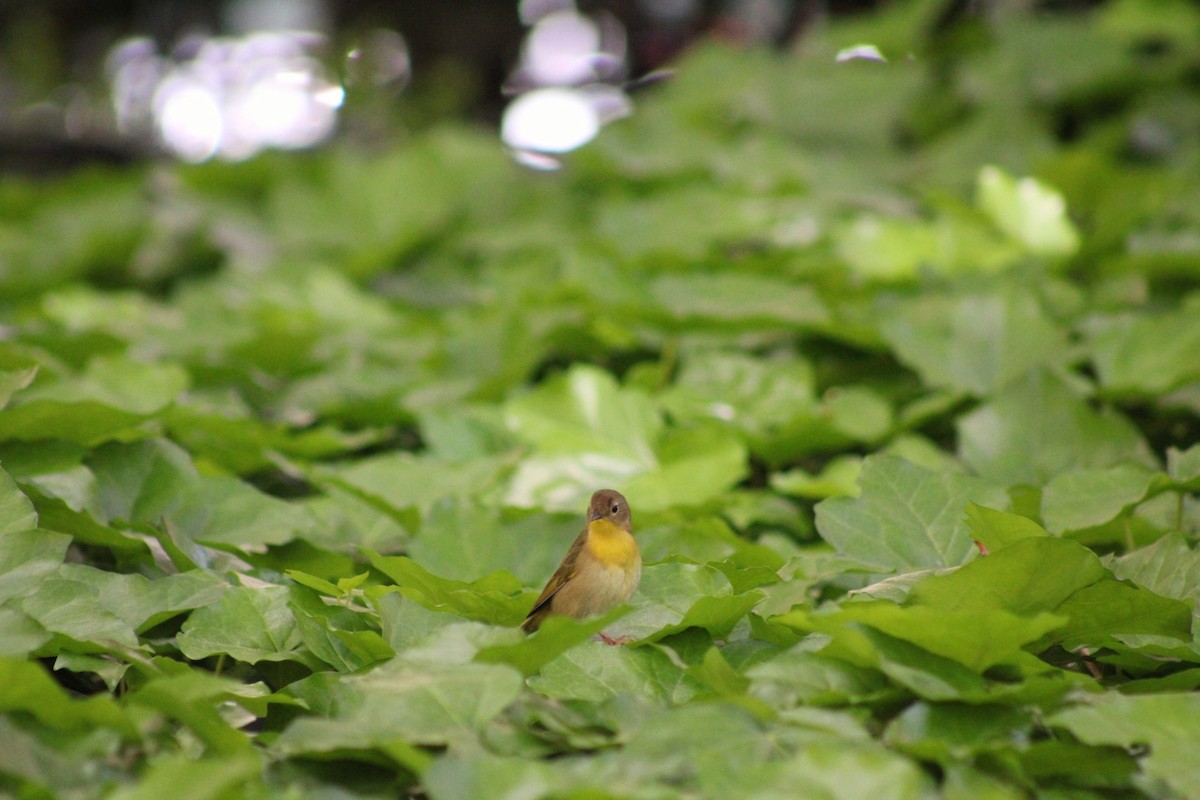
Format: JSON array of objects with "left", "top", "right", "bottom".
[{"left": 521, "top": 528, "right": 587, "bottom": 633}]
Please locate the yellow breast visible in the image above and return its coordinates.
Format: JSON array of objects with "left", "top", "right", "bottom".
[{"left": 585, "top": 518, "right": 639, "bottom": 568}]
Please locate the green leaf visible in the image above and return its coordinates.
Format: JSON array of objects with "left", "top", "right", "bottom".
[
  {"left": 0, "top": 656, "right": 132, "bottom": 734},
  {"left": 965, "top": 505, "right": 1049, "bottom": 553},
  {"left": 1110, "top": 532, "right": 1200, "bottom": 603},
  {"left": 504, "top": 364, "right": 747, "bottom": 512},
  {"left": 885, "top": 702, "right": 1034, "bottom": 762},
  {"left": 274, "top": 660, "right": 525, "bottom": 753},
  {"left": 1087, "top": 308, "right": 1200, "bottom": 395},
  {"left": 103, "top": 753, "right": 263, "bottom": 800},
  {"left": 748, "top": 740, "right": 938, "bottom": 800},
  {"left": 528, "top": 641, "right": 700, "bottom": 704},
  {"left": 957, "top": 370, "right": 1153, "bottom": 485},
  {"left": 408, "top": 501, "right": 567, "bottom": 584},
  {"left": 789, "top": 601, "right": 1066, "bottom": 674},
  {"left": 650, "top": 273, "right": 828, "bottom": 327},
  {"left": 1041, "top": 463, "right": 1161, "bottom": 533},
  {"left": 126, "top": 671, "right": 260, "bottom": 755},
  {"left": 876, "top": 286, "right": 1069, "bottom": 395},
  {"left": 0, "top": 365, "right": 37, "bottom": 411},
  {"left": 19, "top": 577, "right": 141, "bottom": 652},
  {"left": 475, "top": 608, "right": 631, "bottom": 677},
  {"left": 176, "top": 585, "right": 318, "bottom": 667},
  {"left": 1054, "top": 579, "right": 1192, "bottom": 651},
  {"left": 815, "top": 455, "right": 1008, "bottom": 571},
  {"left": 1168, "top": 444, "right": 1200, "bottom": 489},
  {"left": 0, "top": 464, "right": 37, "bottom": 534},
  {"left": 87, "top": 439, "right": 197, "bottom": 524},
  {"left": 53, "top": 563, "right": 227, "bottom": 633},
  {"left": 174, "top": 475, "right": 318, "bottom": 550},
  {"left": 977, "top": 165, "right": 1080, "bottom": 257},
  {"left": 0, "top": 529, "right": 67, "bottom": 605},
  {"left": 604, "top": 562, "right": 756, "bottom": 642},
  {"left": 0, "top": 356, "right": 187, "bottom": 445},
  {"left": 908, "top": 537, "right": 1108, "bottom": 616},
  {"left": 292, "top": 604, "right": 395, "bottom": 672},
  {"left": 314, "top": 451, "right": 512, "bottom": 522},
  {"left": 1050, "top": 693, "right": 1200, "bottom": 799},
  {"left": 366, "top": 551, "right": 531, "bottom": 626},
  {"left": 772, "top": 456, "right": 863, "bottom": 500},
  {"left": 746, "top": 647, "right": 897, "bottom": 707}
]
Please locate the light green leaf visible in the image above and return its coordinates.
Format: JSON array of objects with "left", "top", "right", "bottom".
[
  {"left": 174, "top": 475, "right": 318, "bottom": 550},
  {"left": 408, "top": 500, "right": 567, "bottom": 584},
  {"left": 19, "top": 578, "right": 140, "bottom": 652},
  {"left": 53, "top": 563, "right": 226, "bottom": 633},
  {"left": 0, "top": 656, "right": 132, "bottom": 734},
  {"left": 908, "top": 537, "right": 1108, "bottom": 617},
  {"left": 366, "top": 551, "right": 530, "bottom": 626},
  {"left": 1167, "top": 443, "right": 1200, "bottom": 489},
  {"left": 504, "top": 365, "right": 746, "bottom": 512},
  {"left": 0, "top": 366, "right": 37, "bottom": 411},
  {"left": 815, "top": 455, "right": 1007, "bottom": 571},
  {"left": 1051, "top": 693, "right": 1200, "bottom": 799},
  {"left": 876, "top": 287, "right": 1069, "bottom": 395},
  {"left": 1041, "top": 463, "right": 1162, "bottom": 533},
  {"left": 746, "top": 648, "right": 896, "bottom": 708},
  {"left": 1087, "top": 309, "right": 1200, "bottom": 395},
  {"left": 965, "top": 505, "right": 1049, "bottom": 554},
  {"left": 650, "top": 273, "right": 828, "bottom": 327},
  {"left": 1054, "top": 579, "right": 1191, "bottom": 651},
  {"left": 957, "top": 370, "right": 1153, "bottom": 486},
  {"left": 1110, "top": 532, "right": 1200, "bottom": 603},
  {"left": 86, "top": 439, "right": 197, "bottom": 524},
  {"left": 0, "top": 465, "right": 38, "bottom": 534},
  {"left": 0, "top": 529, "right": 65, "bottom": 603},
  {"left": 274, "top": 660, "right": 525, "bottom": 753},
  {"left": 528, "top": 640, "right": 700, "bottom": 704},
  {"left": 772, "top": 456, "right": 863, "bottom": 499},
  {"left": 176, "top": 585, "right": 316, "bottom": 666},
  {"left": 977, "top": 165, "right": 1080, "bottom": 257},
  {"left": 475, "top": 608, "right": 631, "bottom": 677},
  {"left": 104, "top": 753, "right": 263, "bottom": 800}
]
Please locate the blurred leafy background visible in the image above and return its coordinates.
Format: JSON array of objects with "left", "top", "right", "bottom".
[{"left": 2, "top": 0, "right": 1200, "bottom": 798}]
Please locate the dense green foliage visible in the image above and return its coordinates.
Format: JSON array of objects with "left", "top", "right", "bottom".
[{"left": 3, "top": 2, "right": 1200, "bottom": 798}]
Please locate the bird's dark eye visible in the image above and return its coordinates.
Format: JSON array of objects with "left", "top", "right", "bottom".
[{"left": 611, "top": 504, "right": 620, "bottom": 514}]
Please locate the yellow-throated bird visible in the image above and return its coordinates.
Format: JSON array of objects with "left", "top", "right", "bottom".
[{"left": 521, "top": 489, "right": 641, "bottom": 637}]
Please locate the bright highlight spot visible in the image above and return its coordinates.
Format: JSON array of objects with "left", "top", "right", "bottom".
[
  {"left": 836, "top": 44, "right": 887, "bottom": 63},
  {"left": 502, "top": 88, "right": 601, "bottom": 153},
  {"left": 154, "top": 77, "right": 223, "bottom": 162},
  {"left": 107, "top": 31, "right": 345, "bottom": 162}
]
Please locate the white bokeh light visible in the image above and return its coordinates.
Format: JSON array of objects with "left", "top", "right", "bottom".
[
  {"left": 154, "top": 75, "right": 224, "bottom": 162},
  {"left": 502, "top": 87, "right": 601, "bottom": 154},
  {"left": 107, "top": 30, "right": 344, "bottom": 162},
  {"left": 523, "top": 10, "right": 602, "bottom": 85}
]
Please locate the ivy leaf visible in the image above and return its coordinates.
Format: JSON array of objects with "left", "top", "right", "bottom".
[
  {"left": 0, "top": 465, "right": 38, "bottom": 535},
  {"left": 977, "top": 165, "right": 1080, "bottom": 257},
  {"left": 957, "top": 370, "right": 1153, "bottom": 486},
  {"left": 504, "top": 365, "right": 747, "bottom": 512},
  {"left": 273, "top": 660, "right": 525, "bottom": 753},
  {"left": 815, "top": 456, "right": 1007, "bottom": 571},
  {"left": 176, "top": 585, "right": 320, "bottom": 667},
  {"left": 1051, "top": 694, "right": 1200, "bottom": 799},
  {"left": 1040, "top": 464, "right": 1162, "bottom": 533}
]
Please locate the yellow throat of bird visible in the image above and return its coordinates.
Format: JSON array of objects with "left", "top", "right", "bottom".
[{"left": 585, "top": 518, "right": 638, "bottom": 567}]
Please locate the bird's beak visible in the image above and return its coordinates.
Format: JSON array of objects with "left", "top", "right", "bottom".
[{"left": 588, "top": 509, "right": 601, "bottom": 521}]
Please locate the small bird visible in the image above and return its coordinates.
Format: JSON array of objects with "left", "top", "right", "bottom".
[{"left": 521, "top": 489, "right": 641, "bottom": 639}]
